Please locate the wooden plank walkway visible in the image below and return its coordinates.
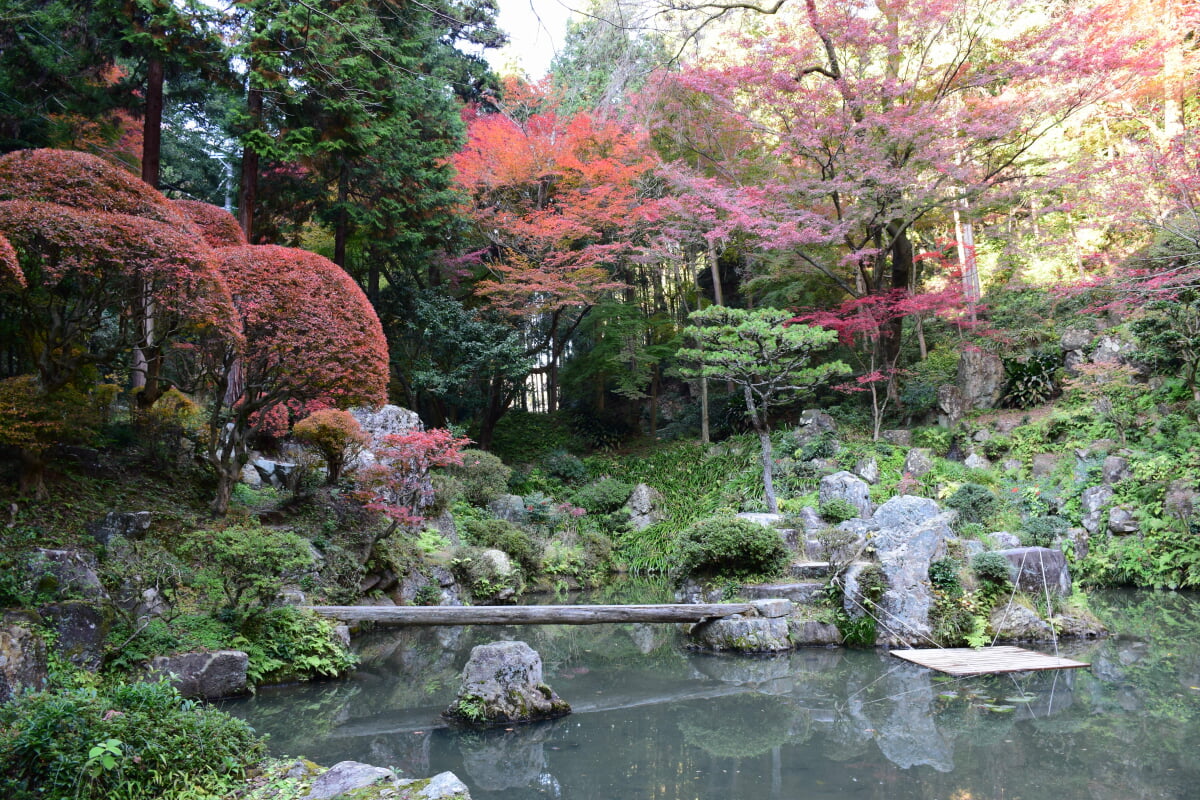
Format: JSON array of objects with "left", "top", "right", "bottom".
[
  {"left": 307, "top": 603, "right": 756, "bottom": 626},
  {"left": 890, "top": 646, "right": 1090, "bottom": 676}
]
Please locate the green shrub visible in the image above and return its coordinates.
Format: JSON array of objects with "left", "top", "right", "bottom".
[
  {"left": 929, "top": 557, "right": 963, "bottom": 597},
  {"left": 912, "top": 426, "right": 952, "bottom": 455},
  {"left": 570, "top": 407, "right": 633, "bottom": 450},
  {"left": 541, "top": 449, "right": 588, "bottom": 485},
  {"left": 819, "top": 497, "right": 861, "bottom": 523},
  {"left": 1001, "top": 349, "right": 1060, "bottom": 409},
  {"left": 796, "top": 430, "right": 839, "bottom": 461},
  {"left": 189, "top": 524, "right": 312, "bottom": 617},
  {"left": 945, "top": 483, "right": 1000, "bottom": 527},
  {"left": 488, "top": 410, "right": 572, "bottom": 464},
  {"left": 676, "top": 515, "right": 789, "bottom": 584},
  {"left": 571, "top": 478, "right": 635, "bottom": 514},
  {"left": 972, "top": 551, "right": 1013, "bottom": 585},
  {"left": 0, "top": 679, "right": 265, "bottom": 800},
  {"left": 1020, "top": 515, "right": 1068, "bottom": 547},
  {"left": 234, "top": 606, "right": 358, "bottom": 685},
  {"left": 446, "top": 449, "right": 512, "bottom": 506},
  {"left": 461, "top": 518, "right": 541, "bottom": 573}
]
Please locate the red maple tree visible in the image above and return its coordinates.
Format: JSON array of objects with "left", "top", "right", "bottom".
[
  {"left": 204, "top": 244, "right": 389, "bottom": 514},
  {"left": 452, "top": 83, "right": 661, "bottom": 440},
  {"left": 173, "top": 200, "right": 248, "bottom": 248}
]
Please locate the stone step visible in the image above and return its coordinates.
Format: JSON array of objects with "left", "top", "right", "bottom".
[
  {"left": 790, "top": 562, "right": 834, "bottom": 580},
  {"left": 740, "top": 581, "right": 826, "bottom": 605}
]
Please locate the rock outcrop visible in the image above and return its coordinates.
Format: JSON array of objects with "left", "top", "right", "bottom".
[
  {"left": 446, "top": 641, "right": 570, "bottom": 725},
  {"left": 147, "top": 650, "right": 250, "bottom": 699},
  {"left": 625, "top": 483, "right": 665, "bottom": 531},
  {"left": 0, "top": 611, "right": 47, "bottom": 703}
]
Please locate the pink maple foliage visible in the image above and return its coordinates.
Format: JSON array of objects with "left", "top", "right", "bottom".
[
  {"left": 173, "top": 200, "right": 248, "bottom": 248},
  {"left": 353, "top": 428, "right": 470, "bottom": 534}
]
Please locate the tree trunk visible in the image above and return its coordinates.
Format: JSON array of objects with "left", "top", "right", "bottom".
[
  {"left": 700, "top": 378, "right": 709, "bottom": 444},
  {"left": 18, "top": 448, "right": 48, "bottom": 500},
  {"left": 334, "top": 161, "right": 350, "bottom": 268},
  {"left": 141, "top": 57, "right": 163, "bottom": 189},
  {"left": 238, "top": 84, "right": 263, "bottom": 240},
  {"left": 743, "top": 386, "right": 778, "bottom": 513}
]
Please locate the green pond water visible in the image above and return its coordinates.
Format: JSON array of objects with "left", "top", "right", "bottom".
[{"left": 225, "top": 589, "right": 1200, "bottom": 799}]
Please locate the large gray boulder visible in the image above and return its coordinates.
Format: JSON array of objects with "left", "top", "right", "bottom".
[
  {"left": 305, "top": 761, "right": 397, "bottom": 800},
  {"left": 903, "top": 448, "right": 935, "bottom": 478},
  {"left": 1108, "top": 507, "right": 1139, "bottom": 535},
  {"left": 855, "top": 457, "right": 880, "bottom": 484},
  {"left": 0, "top": 611, "right": 47, "bottom": 703},
  {"left": 872, "top": 495, "right": 943, "bottom": 531},
  {"left": 795, "top": 409, "right": 837, "bottom": 443},
  {"left": 1080, "top": 485, "right": 1114, "bottom": 534},
  {"left": 487, "top": 494, "right": 527, "bottom": 524},
  {"left": 347, "top": 404, "right": 423, "bottom": 470},
  {"left": 937, "top": 384, "right": 967, "bottom": 426},
  {"left": 787, "top": 618, "right": 842, "bottom": 646},
  {"left": 820, "top": 471, "right": 872, "bottom": 519},
  {"left": 688, "top": 616, "right": 791, "bottom": 652},
  {"left": 446, "top": 641, "right": 570, "bottom": 725},
  {"left": 625, "top": 483, "right": 665, "bottom": 531},
  {"left": 860, "top": 497, "right": 954, "bottom": 646},
  {"left": 1102, "top": 456, "right": 1131, "bottom": 485},
  {"left": 1164, "top": 480, "right": 1197, "bottom": 521},
  {"left": 88, "top": 511, "right": 152, "bottom": 547},
  {"left": 147, "top": 650, "right": 250, "bottom": 699},
  {"left": 40, "top": 601, "right": 111, "bottom": 671},
  {"left": 996, "top": 547, "right": 1072, "bottom": 597},
  {"left": 989, "top": 603, "right": 1053, "bottom": 641},
  {"left": 25, "top": 548, "right": 108, "bottom": 601},
  {"left": 957, "top": 349, "right": 1005, "bottom": 409}
]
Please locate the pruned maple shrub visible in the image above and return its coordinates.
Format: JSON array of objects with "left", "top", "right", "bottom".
[
  {"left": 293, "top": 408, "right": 369, "bottom": 485},
  {"left": 0, "top": 148, "right": 185, "bottom": 226},
  {"left": 205, "top": 245, "right": 388, "bottom": 514},
  {"left": 173, "top": 200, "right": 247, "bottom": 248}
]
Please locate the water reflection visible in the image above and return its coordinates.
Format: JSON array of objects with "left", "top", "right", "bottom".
[{"left": 226, "top": 590, "right": 1200, "bottom": 800}]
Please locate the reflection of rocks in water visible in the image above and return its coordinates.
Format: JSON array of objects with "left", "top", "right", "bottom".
[
  {"left": 870, "top": 663, "right": 954, "bottom": 771},
  {"left": 677, "top": 694, "right": 802, "bottom": 758},
  {"left": 629, "top": 623, "right": 667, "bottom": 654},
  {"left": 367, "top": 731, "right": 431, "bottom": 775},
  {"left": 690, "top": 652, "right": 794, "bottom": 694},
  {"left": 839, "top": 658, "right": 953, "bottom": 772},
  {"left": 457, "top": 723, "right": 562, "bottom": 791}
]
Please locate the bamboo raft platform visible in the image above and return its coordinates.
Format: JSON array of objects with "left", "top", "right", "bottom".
[
  {"left": 307, "top": 603, "right": 759, "bottom": 626},
  {"left": 891, "top": 646, "right": 1090, "bottom": 676}
]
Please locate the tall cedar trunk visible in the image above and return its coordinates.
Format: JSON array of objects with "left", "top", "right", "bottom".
[
  {"left": 132, "top": 58, "right": 164, "bottom": 395},
  {"left": 141, "top": 58, "right": 163, "bottom": 188},
  {"left": 238, "top": 85, "right": 262, "bottom": 240},
  {"left": 648, "top": 364, "right": 659, "bottom": 437},
  {"left": 743, "top": 386, "right": 778, "bottom": 513},
  {"left": 334, "top": 161, "right": 349, "bottom": 268}
]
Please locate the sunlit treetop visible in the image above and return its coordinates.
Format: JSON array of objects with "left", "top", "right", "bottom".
[
  {"left": 0, "top": 149, "right": 186, "bottom": 227},
  {"left": 173, "top": 200, "right": 247, "bottom": 248}
]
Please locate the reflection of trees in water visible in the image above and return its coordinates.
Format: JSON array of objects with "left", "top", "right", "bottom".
[
  {"left": 677, "top": 695, "right": 811, "bottom": 758},
  {"left": 228, "top": 591, "right": 1200, "bottom": 800}
]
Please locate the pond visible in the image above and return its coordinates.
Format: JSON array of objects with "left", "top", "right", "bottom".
[{"left": 225, "top": 589, "right": 1200, "bottom": 799}]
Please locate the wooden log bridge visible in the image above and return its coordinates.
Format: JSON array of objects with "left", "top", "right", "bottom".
[{"left": 306, "top": 601, "right": 783, "bottom": 626}]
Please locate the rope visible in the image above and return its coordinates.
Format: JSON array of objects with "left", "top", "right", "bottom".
[
  {"left": 990, "top": 547, "right": 1033, "bottom": 648},
  {"left": 1039, "top": 551, "right": 1061, "bottom": 657},
  {"left": 836, "top": 575, "right": 946, "bottom": 651}
]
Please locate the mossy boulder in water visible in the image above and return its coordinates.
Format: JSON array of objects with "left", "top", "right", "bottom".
[{"left": 445, "top": 641, "right": 570, "bottom": 726}]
